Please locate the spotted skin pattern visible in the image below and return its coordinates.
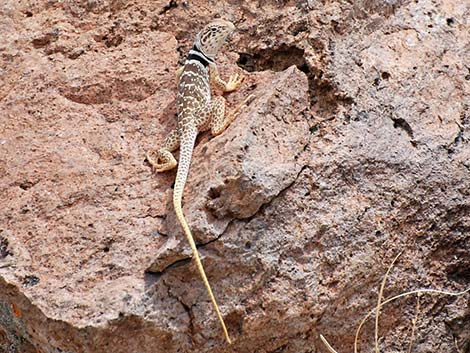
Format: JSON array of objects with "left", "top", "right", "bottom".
[{"left": 146, "top": 19, "right": 251, "bottom": 344}]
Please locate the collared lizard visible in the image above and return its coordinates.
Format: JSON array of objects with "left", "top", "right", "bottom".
[{"left": 146, "top": 19, "right": 251, "bottom": 344}]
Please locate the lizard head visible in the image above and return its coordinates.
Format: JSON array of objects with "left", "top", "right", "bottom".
[{"left": 194, "top": 19, "right": 235, "bottom": 60}]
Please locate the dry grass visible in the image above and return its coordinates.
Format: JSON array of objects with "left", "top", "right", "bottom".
[{"left": 319, "top": 252, "right": 470, "bottom": 353}]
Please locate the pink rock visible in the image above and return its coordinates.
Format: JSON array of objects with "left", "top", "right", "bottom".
[{"left": 0, "top": 1, "right": 468, "bottom": 352}]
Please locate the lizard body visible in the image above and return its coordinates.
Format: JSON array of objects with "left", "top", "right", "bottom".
[{"left": 147, "top": 19, "right": 250, "bottom": 344}]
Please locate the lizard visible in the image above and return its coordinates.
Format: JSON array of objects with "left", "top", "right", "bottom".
[{"left": 146, "top": 19, "right": 252, "bottom": 344}]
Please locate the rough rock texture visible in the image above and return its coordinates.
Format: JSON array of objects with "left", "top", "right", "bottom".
[{"left": 0, "top": 0, "right": 469, "bottom": 352}]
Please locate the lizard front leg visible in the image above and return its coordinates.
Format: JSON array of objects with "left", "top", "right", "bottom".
[
  {"left": 175, "top": 66, "right": 184, "bottom": 82},
  {"left": 209, "top": 63, "right": 245, "bottom": 93},
  {"left": 146, "top": 128, "right": 180, "bottom": 172}
]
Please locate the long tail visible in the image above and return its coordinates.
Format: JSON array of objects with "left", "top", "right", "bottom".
[{"left": 173, "top": 127, "right": 232, "bottom": 344}]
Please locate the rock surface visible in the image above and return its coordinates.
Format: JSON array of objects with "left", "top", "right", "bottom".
[{"left": 0, "top": 1, "right": 469, "bottom": 352}]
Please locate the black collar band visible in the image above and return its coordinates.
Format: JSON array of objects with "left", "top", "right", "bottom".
[
  {"left": 187, "top": 52, "right": 210, "bottom": 67},
  {"left": 187, "top": 45, "right": 214, "bottom": 67}
]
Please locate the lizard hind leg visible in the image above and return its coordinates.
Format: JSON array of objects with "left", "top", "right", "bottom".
[
  {"left": 146, "top": 149, "right": 177, "bottom": 172},
  {"left": 146, "top": 128, "right": 180, "bottom": 172},
  {"left": 210, "top": 94, "right": 254, "bottom": 136}
]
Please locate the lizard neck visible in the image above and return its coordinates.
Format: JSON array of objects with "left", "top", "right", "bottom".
[{"left": 187, "top": 45, "right": 215, "bottom": 67}]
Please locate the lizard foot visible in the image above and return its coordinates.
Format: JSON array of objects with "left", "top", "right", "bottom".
[
  {"left": 146, "top": 150, "right": 177, "bottom": 172},
  {"left": 224, "top": 73, "right": 245, "bottom": 92},
  {"left": 213, "top": 94, "right": 256, "bottom": 136},
  {"left": 228, "top": 93, "right": 255, "bottom": 120}
]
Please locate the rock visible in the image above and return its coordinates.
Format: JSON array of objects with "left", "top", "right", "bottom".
[{"left": 0, "top": 0, "right": 468, "bottom": 352}]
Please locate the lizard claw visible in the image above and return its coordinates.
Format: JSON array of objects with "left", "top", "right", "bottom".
[
  {"left": 225, "top": 73, "right": 245, "bottom": 92},
  {"left": 146, "top": 151, "right": 177, "bottom": 173}
]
